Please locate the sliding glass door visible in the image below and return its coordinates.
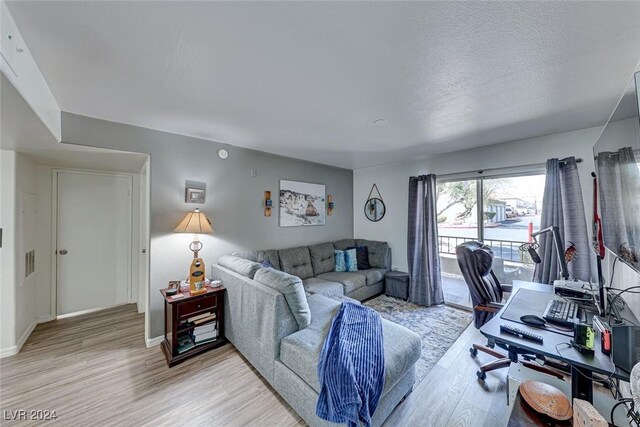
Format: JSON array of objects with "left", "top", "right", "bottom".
[{"left": 437, "top": 173, "right": 545, "bottom": 308}]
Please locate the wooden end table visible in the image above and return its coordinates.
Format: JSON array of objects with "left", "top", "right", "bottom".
[{"left": 160, "top": 285, "right": 226, "bottom": 367}]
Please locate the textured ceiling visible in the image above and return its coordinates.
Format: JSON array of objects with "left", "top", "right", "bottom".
[{"left": 7, "top": 1, "right": 640, "bottom": 169}]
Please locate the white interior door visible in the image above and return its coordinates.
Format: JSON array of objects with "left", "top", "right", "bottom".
[{"left": 56, "top": 171, "right": 132, "bottom": 315}]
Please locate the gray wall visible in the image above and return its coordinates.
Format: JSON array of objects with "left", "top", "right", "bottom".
[{"left": 62, "top": 112, "right": 354, "bottom": 338}]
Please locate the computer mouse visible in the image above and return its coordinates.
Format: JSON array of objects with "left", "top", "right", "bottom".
[{"left": 520, "top": 315, "right": 547, "bottom": 328}]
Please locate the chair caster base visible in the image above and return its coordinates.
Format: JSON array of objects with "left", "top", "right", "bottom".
[
  {"left": 469, "top": 347, "right": 478, "bottom": 358},
  {"left": 476, "top": 370, "right": 487, "bottom": 381}
]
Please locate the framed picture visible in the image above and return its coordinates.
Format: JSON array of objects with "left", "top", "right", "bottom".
[
  {"left": 279, "top": 180, "right": 326, "bottom": 227},
  {"left": 185, "top": 188, "right": 205, "bottom": 203}
]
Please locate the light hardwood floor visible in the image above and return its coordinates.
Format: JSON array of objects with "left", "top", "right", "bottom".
[{"left": 0, "top": 304, "right": 510, "bottom": 426}]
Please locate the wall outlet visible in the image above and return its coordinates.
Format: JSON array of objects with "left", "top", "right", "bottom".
[
  {"left": 250, "top": 169, "right": 257, "bottom": 177},
  {"left": 391, "top": 265, "right": 399, "bottom": 271}
]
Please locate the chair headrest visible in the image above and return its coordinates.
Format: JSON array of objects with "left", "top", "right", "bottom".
[
  {"left": 474, "top": 247, "right": 494, "bottom": 277},
  {"left": 456, "top": 241, "right": 494, "bottom": 277}
]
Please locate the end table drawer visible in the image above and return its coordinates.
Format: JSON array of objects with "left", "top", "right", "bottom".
[{"left": 177, "top": 295, "right": 217, "bottom": 319}]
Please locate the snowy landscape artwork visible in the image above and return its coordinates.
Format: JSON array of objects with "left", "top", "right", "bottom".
[{"left": 279, "top": 180, "right": 326, "bottom": 227}]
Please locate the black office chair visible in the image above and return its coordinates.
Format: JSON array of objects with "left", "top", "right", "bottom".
[{"left": 455, "top": 241, "right": 562, "bottom": 381}]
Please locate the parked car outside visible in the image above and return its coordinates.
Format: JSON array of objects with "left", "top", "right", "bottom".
[{"left": 505, "top": 207, "right": 516, "bottom": 218}]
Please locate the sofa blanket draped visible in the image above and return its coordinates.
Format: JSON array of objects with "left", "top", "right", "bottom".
[{"left": 316, "top": 301, "right": 385, "bottom": 427}]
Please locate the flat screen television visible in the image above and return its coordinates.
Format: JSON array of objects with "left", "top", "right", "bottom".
[{"left": 593, "top": 71, "right": 640, "bottom": 273}]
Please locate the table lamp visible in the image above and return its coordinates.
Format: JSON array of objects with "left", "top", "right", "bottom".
[{"left": 173, "top": 208, "right": 213, "bottom": 295}]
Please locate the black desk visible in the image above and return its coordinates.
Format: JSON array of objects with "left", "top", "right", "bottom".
[{"left": 480, "top": 281, "right": 630, "bottom": 403}]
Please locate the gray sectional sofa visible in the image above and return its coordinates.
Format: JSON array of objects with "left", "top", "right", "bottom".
[{"left": 212, "top": 239, "right": 422, "bottom": 427}]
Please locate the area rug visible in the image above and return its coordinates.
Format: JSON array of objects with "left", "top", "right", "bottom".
[{"left": 364, "top": 295, "right": 473, "bottom": 386}]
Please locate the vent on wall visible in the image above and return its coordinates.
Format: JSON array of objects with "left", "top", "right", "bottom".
[{"left": 24, "top": 250, "right": 35, "bottom": 278}]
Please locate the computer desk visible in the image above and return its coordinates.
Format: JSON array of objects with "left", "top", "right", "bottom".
[{"left": 480, "top": 280, "right": 632, "bottom": 404}]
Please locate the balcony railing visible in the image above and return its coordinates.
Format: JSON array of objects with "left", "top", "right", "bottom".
[{"left": 438, "top": 235, "right": 534, "bottom": 264}]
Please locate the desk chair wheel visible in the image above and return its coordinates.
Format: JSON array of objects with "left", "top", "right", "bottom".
[
  {"left": 476, "top": 370, "right": 487, "bottom": 381},
  {"left": 469, "top": 347, "right": 478, "bottom": 358}
]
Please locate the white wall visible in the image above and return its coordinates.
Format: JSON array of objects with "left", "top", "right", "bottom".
[
  {"left": 354, "top": 126, "right": 602, "bottom": 272},
  {"left": 35, "top": 164, "right": 53, "bottom": 321},
  {"left": 0, "top": 150, "right": 17, "bottom": 354},
  {"left": 0, "top": 151, "right": 40, "bottom": 356},
  {"left": 14, "top": 153, "right": 38, "bottom": 344}
]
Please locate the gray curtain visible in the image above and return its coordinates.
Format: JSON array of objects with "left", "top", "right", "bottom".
[
  {"left": 596, "top": 147, "right": 640, "bottom": 265},
  {"left": 534, "top": 157, "right": 593, "bottom": 284},
  {"left": 407, "top": 174, "right": 444, "bottom": 306}
]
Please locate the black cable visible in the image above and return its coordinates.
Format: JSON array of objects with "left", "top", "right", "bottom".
[
  {"left": 604, "top": 285, "right": 640, "bottom": 320},
  {"left": 611, "top": 398, "right": 633, "bottom": 425},
  {"left": 609, "top": 255, "right": 620, "bottom": 288},
  {"left": 553, "top": 342, "right": 617, "bottom": 384}
]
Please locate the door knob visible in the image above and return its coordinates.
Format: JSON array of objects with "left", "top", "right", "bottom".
[{"left": 59, "top": 249, "right": 68, "bottom": 255}]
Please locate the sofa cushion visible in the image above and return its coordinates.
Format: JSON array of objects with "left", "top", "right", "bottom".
[
  {"left": 302, "top": 277, "right": 344, "bottom": 297},
  {"left": 356, "top": 239, "right": 389, "bottom": 269},
  {"left": 333, "top": 239, "right": 356, "bottom": 250},
  {"left": 278, "top": 247, "right": 314, "bottom": 280},
  {"left": 254, "top": 268, "right": 311, "bottom": 329},
  {"left": 308, "top": 242, "right": 335, "bottom": 275},
  {"left": 232, "top": 249, "right": 281, "bottom": 271},
  {"left": 218, "top": 255, "right": 262, "bottom": 279},
  {"left": 358, "top": 268, "right": 386, "bottom": 286},
  {"left": 279, "top": 294, "right": 421, "bottom": 395},
  {"left": 315, "top": 272, "right": 366, "bottom": 293}
]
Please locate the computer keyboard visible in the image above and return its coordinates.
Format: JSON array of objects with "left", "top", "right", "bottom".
[{"left": 543, "top": 298, "right": 585, "bottom": 327}]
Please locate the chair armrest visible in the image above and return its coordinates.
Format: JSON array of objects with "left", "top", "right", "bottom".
[
  {"left": 474, "top": 302, "right": 504, "bottom": 313},
  {"left": 501, "top": 284, "right": 513, "bottom": 293}
]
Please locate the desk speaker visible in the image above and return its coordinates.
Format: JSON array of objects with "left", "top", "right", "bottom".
[{"left": 611, "top": 324, "right": 640, "bottom": 373}]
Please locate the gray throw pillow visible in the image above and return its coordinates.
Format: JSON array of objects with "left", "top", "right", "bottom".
[
  {"left": 254, "top": 267, "right": 311, "bottom": 329},
  {"left": 218, "top": 255, "right": 262, "bottom": 279}
]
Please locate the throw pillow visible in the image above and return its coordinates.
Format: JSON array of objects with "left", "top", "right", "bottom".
[
  {"left": 348, "top": 245, "right": 371, "bottom": 270},
  {"left": 345, "top": 248, "right": 358, "bottom": 272},
  {"left": 334, "top": 250, "right": 346, "bottom": 272},
  {"left": 261, "top": 259, "right": 273, "bottom": 268}
]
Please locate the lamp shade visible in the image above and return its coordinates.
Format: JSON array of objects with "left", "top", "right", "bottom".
[{"left": 173, "top": 208, "right": 213, "bottom": 234}]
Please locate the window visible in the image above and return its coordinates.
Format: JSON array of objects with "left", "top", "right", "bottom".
[{"left": 436, "top": 173, "right": 545, "bottom": 308}]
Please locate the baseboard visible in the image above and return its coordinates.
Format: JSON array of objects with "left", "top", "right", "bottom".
[
  {"left": 0, "top": 345, "right": 18, "bottom": 358},
  {"left": 146, "top": 335, "right": 163, "bottom": 348},
  {"left": 0, "top": 321, "right": 37, "bottom": 359}
]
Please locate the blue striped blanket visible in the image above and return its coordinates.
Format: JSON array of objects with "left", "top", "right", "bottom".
[{"left": 316, "top": 301, "right": 385, "bottom": 427}]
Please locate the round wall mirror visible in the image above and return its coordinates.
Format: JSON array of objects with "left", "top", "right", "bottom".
[{"left": 364, "top": 198, "right": 385, "bottom": 222}]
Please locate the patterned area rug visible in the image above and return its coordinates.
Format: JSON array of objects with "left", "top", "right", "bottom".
[{"left": 364, "top": 295, "right": 473, "bottom": 386}]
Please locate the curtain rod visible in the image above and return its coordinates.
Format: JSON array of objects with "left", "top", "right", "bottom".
[{"left": 436, "top": 158, "right": 583, "bottom": 180}]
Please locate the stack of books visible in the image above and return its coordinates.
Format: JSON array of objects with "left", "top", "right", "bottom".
[
  {"left": 180, "top": 312, "right": 216, "bottom": 328},
  {"left": 193, "top": 322, "right": 218, "bottom": 345}
]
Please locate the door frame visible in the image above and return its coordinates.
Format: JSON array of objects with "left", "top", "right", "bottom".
[{"left": 50, "top": 168, "right": 134, "bottom": 317}]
